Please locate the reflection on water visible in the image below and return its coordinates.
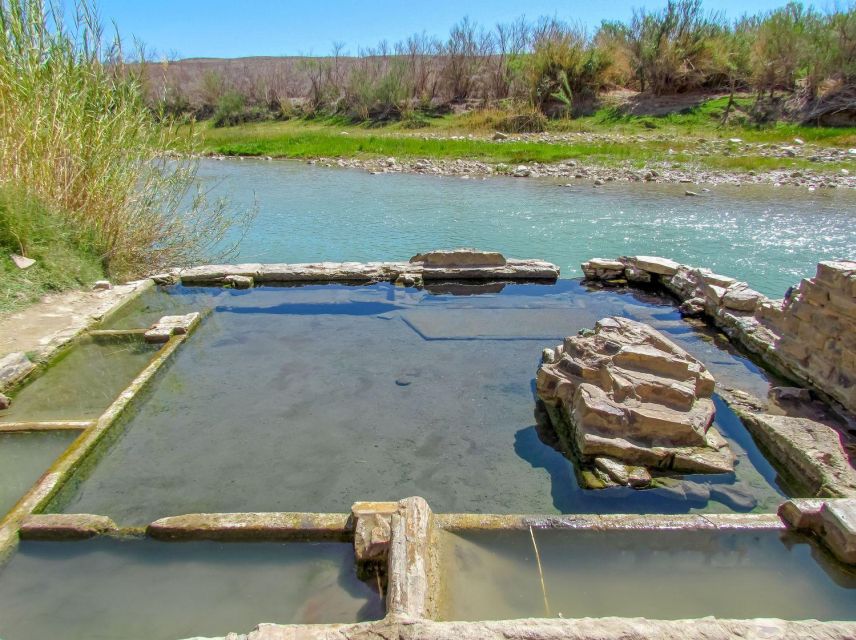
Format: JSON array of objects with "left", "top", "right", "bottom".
[
  {"left": 199, "top": 158, "right": 856, "bottom": 297},
  {"left": 439, "top": 529, "right": 856, "bottom": 621},
  {"left": 0, "top": 539, "right": 383, "bottom": 640},
  {"left": 52, "top": 282, "right": 788, "bottom": 523}
]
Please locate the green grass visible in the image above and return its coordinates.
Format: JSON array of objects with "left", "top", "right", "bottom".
[
  {"left": 0, "top": 187, "right": 104, "bottom": 315},
  {"left": 197, "top": 98, "right": 856, "bottom": 173}
]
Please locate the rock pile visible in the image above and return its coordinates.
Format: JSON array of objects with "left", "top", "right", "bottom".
[
  {"left": 581, "top": 256, "right": 856, "bottom": 415},
  {"left": 536, "top": 316, "right": 733, "bottom": 489}
]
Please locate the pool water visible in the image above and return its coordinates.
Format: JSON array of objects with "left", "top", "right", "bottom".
[
  {"left": 0, "top": 538, "right": 383, "bottom": 640},
  {"left": 201, "top": 158, "right": 856, "bottom": 297},
  {"left": 50, "top": 281, "right": 787, "bottom": 523},
  {"left": 0, "top": 431, "right": 79, "bottom": 517},
  {"left": 0, "top": 336, "right": 160, "bottom": 423},
  {"left": 439, "top": 529, "right": 856, "bottom": 621}
]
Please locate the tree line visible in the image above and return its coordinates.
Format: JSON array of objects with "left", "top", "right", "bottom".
[{"left": 145, "top": 1, "right": 856, "bottom": 127}]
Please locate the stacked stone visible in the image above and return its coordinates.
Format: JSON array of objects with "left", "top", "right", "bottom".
[{"left": 777, "top": 261, "right": 856, "bottom": 412}]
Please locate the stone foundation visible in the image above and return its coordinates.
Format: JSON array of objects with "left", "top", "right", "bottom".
[{"left": 580, "top": 257, "right": 856, "bottom": 415}]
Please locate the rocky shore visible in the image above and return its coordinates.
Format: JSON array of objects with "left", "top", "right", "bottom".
[{"left": 204, "top": 131, "right": 856, "bottom": 188}]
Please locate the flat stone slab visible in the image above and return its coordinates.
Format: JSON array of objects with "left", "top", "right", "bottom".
[
  {"left": 779, "top": 498, "right": 856, "bottom": 565},
  {"left": 146, "top": 512, "right": 350, "bottom": 541}
]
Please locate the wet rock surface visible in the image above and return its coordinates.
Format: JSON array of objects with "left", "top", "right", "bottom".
[
  {"left": 0, "top": 352, "right": 35, "bottom": 392},
  {"left": 780, "top": 498, "right": 856, "bottom": 565},
  {"left": 537, "top": 316, "right": 733, "bottom": 487},
  {"left": 144, "top": 313, "right": 201, "bottom": 344}
]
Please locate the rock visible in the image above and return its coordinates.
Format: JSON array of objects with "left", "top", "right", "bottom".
[
  {"left": 0, "top": 392, "right": 9, "bottom": 410},
  {"left": 10, "top": 254, "right": 35, "bottom": 269},
  {"left": 771, "top": 386, "right": 811, "bottom": 403},
  {"left": 594, "top": 457, "right": 651, "bottom": 487},
  {"left": 144, "top": 313, "right": 201, "bottom": 344},
  {"left": 780, "top": 498, "right": 856, "bottom": 565},
  {"left": 678, "top": 297, "right": 705, "bottom": 317},
  {"left": 594, "top": 179, "right": 605, "bottom": 186},
  {"left": 630, "top": 256, "right": 680, "bottom": 276},
  {"left": 536, "top": 317, "right": 732, "bottom": 485},
  {"left": 512, "top": 165, "right": 530, "bottom": 177},
  {"left": 492, "top": 131, "right": 508, "bottom": 140},
  {"left": 0, "top": 352, "right": 35, "bottom": 391},
  {"left": 582, "top": 258, "right": 625, "bottom": 281},
  {"left": 736, "top": 412, "right": 856, "bottom": 497},
  {"left": 624, "top": 265, "right": 651, "bottom": 284},
  {"left": 722, "top": 284, "right": 764, "bottom": 312},
  {"left": 411, "top": 249, "right": 506, "bottom": 268},
  {"left": 224, "top": 274, "right": 253, "bottom": 289},
  {"left": 685, "top": 190, "right": 699, "bottom": 196},
  {"left": 92, "top": 280, "right": 112, "bottom": 291}
]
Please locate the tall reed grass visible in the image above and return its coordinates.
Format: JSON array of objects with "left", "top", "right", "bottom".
[{"left": 0, "top": 0, "right": 251, "bottom": 278}]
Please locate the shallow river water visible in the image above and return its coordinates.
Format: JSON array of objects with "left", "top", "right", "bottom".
[{"left": 203, "top": 159, "right": 856, "bottom": 297}]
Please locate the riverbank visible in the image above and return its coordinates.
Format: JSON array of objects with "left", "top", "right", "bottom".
[{"left": 198, "top": 115, "right": 856, "bottom": 189}]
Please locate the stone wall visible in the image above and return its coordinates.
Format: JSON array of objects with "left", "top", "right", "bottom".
[{"left": 581, "top": 257, "right": 856, "bottom": 415}]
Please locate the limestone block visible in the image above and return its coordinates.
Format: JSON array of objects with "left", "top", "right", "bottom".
[
  {"left": 722, "top": 284, "right": 764, "bottom": 312},
  {"left": 352, "top": 501, "right": 398, "bottom": 564},
  {"left": 819, "top": 500, "right": 856, "bottom": 564},
  {"left": 815, "top": 260, "right": 856, "bottom": 289},
  {"left": 624, "top": 265, "right": 652, "bottom": 283},
  {"left": 225, "top": 274, "right": 254, "bottom": 289},
  {"left": 537, "top": 317, "right": 732, "bottom": 485},
  {"left": 697, "top": 269, "right": 737, "bottom": 288},
  {"left": 581, "top": 258, "right": 625, "bottom": 280},
  {"left": 409, "top": 249, "right": 506, "bottom": 267},
  {"left": 629, "top": 256, "right": 680, "bottom": 276},
  {"left": 144, "top": 312, "right": 201, "bottom": 343},
  {"left": 0, "top": 352, "right": 35, "bottom": 390}
]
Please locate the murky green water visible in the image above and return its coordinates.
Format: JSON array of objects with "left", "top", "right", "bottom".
[
  {"left": 201, "top": 159, "right": 856, "bottom": 297},
  {"left": 0, "top": 336, "right": 159, "bottom": 423},
  {"left": 52, "top": 282, "right": 788, "bottom": 523},
  {"left": 0, "top": 539, "right": 383, "bottom": 639},
  {"left": 0, "top": 431, "right": 79, "bottom": 517},
  {"left": 439, "top": 529, "right": 856, "bottom": 621}
]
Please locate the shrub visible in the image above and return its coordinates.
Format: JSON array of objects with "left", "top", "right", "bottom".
[{"left": 0, "top": 0, "right": 251, "bottom": 278}]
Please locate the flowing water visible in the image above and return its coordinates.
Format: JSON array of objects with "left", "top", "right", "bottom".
[
  {"left": 51, "top": 281, "right": 789, "bottom": 524},
  {"left": 0, "top": 431, "right": 79, "bottom": 517},
  {"left": 439, "top": 529, "right": 856, "bottom": 621},
  {"left": 202, "top": 158, "right": 856, "bottom": 297},
  {"left": 0, "top": 539, "right": 383, "bottom": 639}
]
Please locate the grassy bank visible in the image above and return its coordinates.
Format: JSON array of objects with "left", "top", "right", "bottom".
[
  {"left": 199, "top": 99, "right": 856, "bottom": 173},
  {"left": 0, "top": 188, "right": 103, "bottom": 315}
]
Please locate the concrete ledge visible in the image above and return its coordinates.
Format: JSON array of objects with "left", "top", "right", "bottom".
[
  {"left": 0, "top": 421, "right": 92, "bottom": 433},
  {"left": 435, "top": 512, "right": 784, "bottom": 531},
  {"left": 146, "top": 512, "right": 352, "bottom": 541},
  {"left": 236, "top": 617, "right": 856, "bottom": 640},
  {"left": 173, "top": 252, "right": 560, "bottom": 287},
  {"left": 20, "top": 514, "right": 118, "bottom": 540}
]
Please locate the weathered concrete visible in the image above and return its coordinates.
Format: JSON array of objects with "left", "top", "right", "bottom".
[
  {"left": 0, "top": 421, "right": 91, "bottom": 433},
  {"left": 19, "top": 513, "right": 118, "bottom": 539},
  {"left": 174, "top": 251, "right": 560, "bottom": 287},
  {"left": 0, "top": 324, "right": 197, "bottom": 564},
  {"left": 537, "top": 317, "right": 732, "bottom": 486},
  {"left": 435, "top": 512, "right": 783, "bottom": 531},
  {"left": 147, "top": 512, "right": 351, "bottom": 541},
  {"left": 387, "top": 497, "right": 439, "bottom": 620},
  {"left": 214, "top": 617, "right": 856, "bottom": 640},
  {"left": 779, "top": 498, "right": 856, "bottom": 564},
  {"left": 0, "top": 279, "right": 152, "bottom": 367}
]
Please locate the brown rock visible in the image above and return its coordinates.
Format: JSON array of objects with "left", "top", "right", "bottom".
[
  {"left": 410, "top": 249, "right": 506, "bottom": 268},
  {"left": 537, "top": 317, "right": 731, "bottom": 484}
]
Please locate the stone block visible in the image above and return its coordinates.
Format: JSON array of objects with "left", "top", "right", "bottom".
[
  {"left": 722, "top": 285, "right": 764, "bottom": 312},
  {"left": 410, "top": 249, "right": 506, "bottom": 268},
  {"left": 0, "top": 352, "right": 35, "bottom": 391},
  {"left": 815, "top": 260, "right": 856, "bottom": 289},
  {"left": 820, "top": 500, "right": 856, "bottom": 564},
  {"left": 20, "top": 514, "right": 118, "bottom": 540},
  {"left": 224, "top": 274, "right": 253, "bottom": 289},
  {"left": 630, "top": 256, "right": 680, "bottom": 276}
]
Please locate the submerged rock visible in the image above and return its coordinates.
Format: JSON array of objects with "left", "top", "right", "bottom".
[{"left": 536, "top": 317, "right": 733, "bottom": 488}]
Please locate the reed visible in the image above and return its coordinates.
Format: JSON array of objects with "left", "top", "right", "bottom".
[{"left": 0, "top": 0, "right": 251, "bottom": 279}]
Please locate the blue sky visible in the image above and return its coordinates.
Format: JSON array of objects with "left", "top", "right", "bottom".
[{"left": 78, "top": 0, "right": 807, "bottom": 59}]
